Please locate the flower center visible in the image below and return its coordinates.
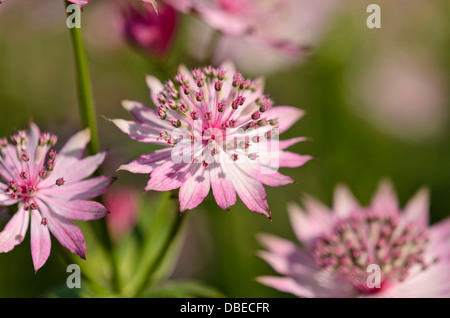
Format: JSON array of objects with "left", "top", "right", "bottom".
[
  {"left": 154, "top": 66, "right": 279, "bottom": 164},
  {"left": 311, "top": 209, "right": 435, "bottom": 294},
  {"left": 1, "top": 131, "right": 65, "bottom": 205}
]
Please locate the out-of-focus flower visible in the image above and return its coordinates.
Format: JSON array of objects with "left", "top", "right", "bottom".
[
  {"left": 257, "top": 181, "right": 450, "bottom": 297},
  {"left": 112, "top": 61, "right": 311, "bottom": 218},
  {"left": 0, "top": 123, "right": 115, "bottom": 271},
  {"left": 67, "top": 0, "right": 90, "bottom": 7},
  {"left": 169, "top": 0, "right": 340, "bottom": 74},
  {"left": 349, "top": 52, "right": 448, "bottom": 142},
  {"left": 104, "top": 187, "right": 139, "bottom": 240},
  {"left": 122, "top": 2, "right": 178, "bottom": 58}
]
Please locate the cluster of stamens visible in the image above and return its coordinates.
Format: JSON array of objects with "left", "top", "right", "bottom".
[
  {"left": 311, "top": 210, "right": 437, "bottom": 292},
  {"left": 1, "top": 130, "right": 65, "bottom": 212},
  {"left": 154, "top": 66, "right": 280, "bottom": 163}
]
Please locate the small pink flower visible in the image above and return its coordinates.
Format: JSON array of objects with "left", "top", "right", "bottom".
[
  {"left": 104, "top": 187, "right": 139, "bottom": 240},
  {"left": 0, "top": 123, "right": 115, "bottom": 271},
  {"left": 122, "top": 2, "right": 178, "bottom": 58},
  {"left": 112, "top": 61, "right": 311, "bottom": 218},
  {"left": 257, "top": 181, "right": 450, "bottom": 297}
]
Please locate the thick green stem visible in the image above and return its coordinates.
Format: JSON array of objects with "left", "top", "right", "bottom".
[
  {"left": 66, "top": 6, "right": 99, "bottom": 155},
  {"left": 65, "top": 2, "right": 119, "bottom": 292}
]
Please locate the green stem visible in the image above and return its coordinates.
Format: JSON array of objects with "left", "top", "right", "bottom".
[
  {"left": 65, "top": 2, "right": 119, "bottom": 292},
  {"left": 66, "top": 4, "right": 99, "bottom": 155},
  {"left": 134, "top": 200, "right": 187, "bottom": 297}
]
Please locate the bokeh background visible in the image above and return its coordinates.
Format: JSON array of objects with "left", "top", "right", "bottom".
[{"left": 0, "top": 0, "right": 449, "bottom": 297}]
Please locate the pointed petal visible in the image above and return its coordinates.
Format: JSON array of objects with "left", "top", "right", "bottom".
[
  {"left": 278, "top": 152, "right": 313, "bottom": 168},
  {"left": 288, "top": 200, "right": 332, "bottom": 245},
  {"left": 371, "top": 180, "right": 400, "bottom": 218},
  {"left": 218, "top": 60, "right": 237, "bottom": 99},
  {"left": 179, "top": 165, "right": 210, "bottom": 211},
  {"left": 30, "top": 210, "right": 51, "bottom": 272},
  {"left": 41, "top": 152, "right": 106, "bottom": 187},
  {"left": 41, "top": 176, "right": 116, "bottom": 201},
  {"left": 38, "top": 200, "right": 86, "bottom": 259},
  {"left": 256, "top": 276, "right": 316, "bottom": 297},
  {"left": 41, "top": 197, "right": 109, "bottom": 221},
  {"left": 145, "top": 161, "right": 194, "bottom": 191},
  {"left": 228, "top": 164, "right": 270, "bottom": 217},
  {"left": 118, "top": 148, "right": 173, "bottom": 174},
  {"left": 402, "top": 188, "right": 429, "bottom": 227},
  {"left": 333, "top": 184, "right": 360, "bottom": 219},
  {"left": 0, "top": 206, "right": 29, "bottom": 253},
  {"left": 111, "top": 119, "right": 165, "bottom": 144},
  {"left": 27, "top": 122, "right": 41, "bottom": 162},
  {"left": 145, "top": 75, "right": 165, "bottom": 106},
  {"left": 121, "top": 100, "right": 173, "bottom": 130},
  {"left": 250, "top": 169, "right": 294, "bottom": 187},
  {"left": 262, "top": 106, "right": 305, "bottom": 133},
  {"left": 210, "top": 162, "right": 236, "bottom": 211},
  {"left": 279, "top": 137, "right": 308, "bottom": 150},
  {"left": 59, "top": 128, "right": 90, "bottom": 159}
]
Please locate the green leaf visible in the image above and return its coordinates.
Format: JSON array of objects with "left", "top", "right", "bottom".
[
  {"left": 144, "top": 280, "right": 225, "bottom": 298},
  {"left": 121, "top": 191, "right": 187, "bottom": 297}
]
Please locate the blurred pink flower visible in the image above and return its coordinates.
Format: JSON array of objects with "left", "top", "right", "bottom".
[
  {"left": 67, "top": 0, "right": 90, "bottom": 7},
  {"left": 169, "top": 0, "right": 339, "bottom": 73},
  {"left": 350, "top": 52, "right": 448, "bottom": 142},
  {"left": 112, "top": 61, "right": 311, "bottom": 218},
  {"left": 257, "top": 181, "right": 450, "bottom": 297},
  {"left": 104, "top": 187, "right": 139, "bottom": 240},
  {"left": 0, "top": 123, "right": 115, "bottom": 271},
  {"left": 122, "top": 2, "right": 178, "bottom": 58}
]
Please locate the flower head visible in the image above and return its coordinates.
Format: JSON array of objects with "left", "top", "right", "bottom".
[
  {"left": 257, "top": 181, "right": 450, "bottom": 297},
  {"left": 0, "top": 123, "right": 115, "bottom": 271},
  {"left": 167, "top": 0, "right": 337, "bottom": 64},
  {"left": 104, "top": 187, "right": 139, "bottom": 240},
  {"left": 122, "top": 2, "right": 178, "bottom": 58},
  {"left": 113, "top": 61, "right": 311, "bottom": 218}
]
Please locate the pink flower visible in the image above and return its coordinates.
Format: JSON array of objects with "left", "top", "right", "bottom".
[
  {"left": 67, "top": 0, "right": 90, "bottom": 6},
  {"left": 0, "top": 123, "right": 115, "bottom": 271},
  {"left": 112, "top": 61, "right": 311, "bottom": 218},
  {"left": 104, "top": 187, "right": 139, "bottom": 240},
  {"left": 257, "top": 181, "right": 450, "bottom": 297},
  {"left": 350, "top": 52, "right": 448, "bottom": 142},
  {"left": 167, "top": 0, "right": 338, "bottom": 62},
  {"left": 122, "top": 2, "right": 178, "bottom": 58}
]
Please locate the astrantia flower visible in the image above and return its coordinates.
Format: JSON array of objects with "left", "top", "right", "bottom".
[
  {"left": 122, "top": 2, "right": 178, "bottom": 58},
  {"left": 257, "top": 181, "right": 450, "bottom": 297},
  {"left": 0, "top": 123, "right": 115, "bottom": 271},
  {"left": 112, "top": 61, "right": 311, "bottom": 218},
  {"left": 166, "top": 0, "right": 338, "bottom": 62}
]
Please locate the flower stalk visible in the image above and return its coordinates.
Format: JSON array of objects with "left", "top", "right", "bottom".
[
  {"left": 65, "top": 1, "right": 119, "bottom": 291},
  {"left": 66, "top": 3, "right": 99, "bottom": 155}
]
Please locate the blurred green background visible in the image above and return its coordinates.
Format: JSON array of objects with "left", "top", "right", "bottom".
[{"left": 0, "top": 0, "right": 449, "bottom": 297}]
